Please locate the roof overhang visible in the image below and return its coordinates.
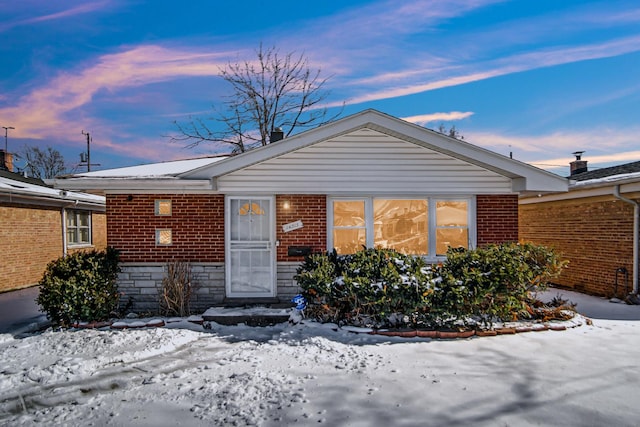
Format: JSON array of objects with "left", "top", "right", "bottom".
[
  {"left": 51, "top": 177, "right": 214, "bottom": 195},
  {"left": 53, "top": 110, "right": 568, "bottom": 195},
  {"left": 0, "top": 188, "right": 105, "bottom": 211},
  {"left": 520, "top": 177, "right": 640, "bottom": 204},
  {"left": 181, "top": 110, "right": 568, "bottom": 194}
]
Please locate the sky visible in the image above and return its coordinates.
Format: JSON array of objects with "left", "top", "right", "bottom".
[{"left": 1, "top": 0, "right": 639, "bottom": 176}]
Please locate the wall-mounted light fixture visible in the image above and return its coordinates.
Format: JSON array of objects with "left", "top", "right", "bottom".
[{"left": 282, "top": 200, "right": 291, "bottom": 210}]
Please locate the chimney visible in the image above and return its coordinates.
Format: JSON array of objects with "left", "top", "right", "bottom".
[
  {"left": 570, "top": 151, "right": 587, "bottom": 176},
  {"left": 270, "top": 127, "right": 284, "bottom": 143},
  {"left": 0, "top": 150, "right": 13, "bottom": 172}
]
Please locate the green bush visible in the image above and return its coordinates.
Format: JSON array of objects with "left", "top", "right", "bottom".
[
  {"left": 37, "top": 247, "right": 121, "bottom": 327},
  {"left": 435, "top": 243, "right": 567, "bottom": 327},
  {"left": 295, "top": 244, "right": 566, "bottom": 329},
  {"left": 296, "top": 248, "right": 435, "bottom": 327}
]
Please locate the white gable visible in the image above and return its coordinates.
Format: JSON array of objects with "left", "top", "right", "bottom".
[
  {"left": 54, "top": 110, "right": 568, "bottom": 195},
  {"left": 216, "top": 128, "right": 512, "bottom": 194}
]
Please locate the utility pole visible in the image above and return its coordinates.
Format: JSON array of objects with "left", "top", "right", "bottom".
[
  {"left": 80, "top": 130, "right": 100, "bottom": 172},
  {"left": 81, "top": 130, "right": 91, "bottom": 172}
]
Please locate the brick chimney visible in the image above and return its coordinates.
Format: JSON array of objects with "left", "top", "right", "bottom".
[
  {"left": 0, "top": 150, "right": 13, "bottom": 172},
  {"left": 570, "top": 151, "right": 587, "bottom": 176}
]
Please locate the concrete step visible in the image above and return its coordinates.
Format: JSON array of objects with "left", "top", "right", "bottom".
[{"left": 202, "top": 306, "right": 292, "bottom": 326}]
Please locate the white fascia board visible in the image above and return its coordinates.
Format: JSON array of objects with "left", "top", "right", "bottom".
[
  {"left": 519, "top": 180, "right": 640, "bottom": 204},
  {"left": 180, "top": 109, "right": 568, "bottom": 193},
  {"left": 52, "top": 178, "right": 214, "bottom": 194},
  {"left": 0, "top": 190, "right": 105, "bottom": 211}
]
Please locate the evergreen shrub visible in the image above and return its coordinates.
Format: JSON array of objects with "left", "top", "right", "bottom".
[
  {"left": 295, "top": 243, "right": 566, "bottom": 329},
  {"left": 37, "top": 247, "right": 121, "bottom": 327}
]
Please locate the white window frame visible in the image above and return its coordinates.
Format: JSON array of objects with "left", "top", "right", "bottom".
[
  {"left": 65, "top": 210, "right": 92, "bottom": 247},
  {"left": 328, "top": 196, "right": 476, "bottom": 261}
]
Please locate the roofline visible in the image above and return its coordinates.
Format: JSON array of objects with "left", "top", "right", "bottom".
[
  {"left": 520, "top": 180, "right": 640, "bottom": 204},
  {"left": 0, "top": 189, "right": 106, "bottom": 211},
  {"left": 180, "top": 109, "right": 568, "bottom": 193},
  {"left": 51, "top": 177, "right": 213, "bottom": 194}
]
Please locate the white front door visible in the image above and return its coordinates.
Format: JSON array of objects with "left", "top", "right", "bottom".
[{"left": 226, "top": 196, "right": 276, "bottom": 298}]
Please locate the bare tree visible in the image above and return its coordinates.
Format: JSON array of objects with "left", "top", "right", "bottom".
[
  {"left": 20, "top": 146, "right": 67, "bottom": 179},
  {"left": 173, "top": 45, "right": 341, "bottom": 153},
  {"left": 437, "top": 123, "right": 464, "bottom": 140}
]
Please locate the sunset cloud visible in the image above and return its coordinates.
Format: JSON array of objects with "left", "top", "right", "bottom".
[
  {"left": 466, "top": 128, "right": 640, "bottom": 170},
  {"left": 402, "top": 111, "right": 475, "bottom": 126},
  {"left": 0, "top": 45, "right": 230, "bottom": 140}
]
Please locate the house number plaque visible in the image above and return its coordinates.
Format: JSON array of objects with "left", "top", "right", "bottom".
[{"left": 282, "top": 220, "right": 303, "bottom": 233}]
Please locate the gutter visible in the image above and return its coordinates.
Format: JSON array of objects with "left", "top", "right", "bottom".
[{"left": 614, "top": 185, "right": 639, "bottom": 295}]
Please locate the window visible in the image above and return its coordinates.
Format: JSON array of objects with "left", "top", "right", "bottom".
[
  {"left": 329, "top": 197, "right": 473, "bottom": 258},
  {"left": 155, "top": 199, "right": 172, "bottom": 216},
  {"left": 156, "top": 229, "right": 172, "bottom": 245},
  {"left": 436, "top": 200, "right": 468, "bottom": 255},
  {"left": 332, "top": 200, "right": 366, "bottom": 254},
  {"left": 374, "top": 199, "right": 428, "bottom": 255},
  {"left": 66, "top": 210, "right": 91, "bottom": 246}
]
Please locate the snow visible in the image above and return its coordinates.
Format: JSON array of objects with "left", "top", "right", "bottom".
[
  {"left": 70, "top": 156, "right": 228, "bottom": 178},
  {"left": 0, "top": 176, "right": 104, "bottom": 204},
  {"left": 571, "top": 171, "right": 640, "bottom": 187},
  {"left": 1, "top": 289, "right": 640, "bottom": 426}
]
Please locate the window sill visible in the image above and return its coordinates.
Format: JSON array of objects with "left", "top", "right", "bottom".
[{"left": 67, "top": 243, "right": 94, "bottom": 249}]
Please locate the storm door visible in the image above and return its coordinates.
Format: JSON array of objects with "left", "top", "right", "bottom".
[{"left": 226, "top": 197, "right": 276, "bottom": 298}]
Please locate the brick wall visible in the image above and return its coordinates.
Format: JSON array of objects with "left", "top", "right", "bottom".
[
  {"left": 106, "top": 194, "right": 225, "bottom": 263},
  {"left": 519, "top": 195, "right": 635, "bottom": 297},
  {"left": 476, "top": 194, "right": 519, "bottom": 245},
  {"left": 275, "top": 195, "right": 327, "bottom": 262},
  {"left": 0, "top": 204, "right": 61, "bottom": 292},
  {"left": 0, "top": 205, "right": 106, "bottom": 292}
]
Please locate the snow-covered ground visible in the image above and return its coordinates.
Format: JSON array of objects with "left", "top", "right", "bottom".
[{"left": 1, "top": 289, "right": 639, "bottom": 427}]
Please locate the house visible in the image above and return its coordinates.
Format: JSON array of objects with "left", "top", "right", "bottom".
[
  {"left": 54, "top": 109, "right": 567, "bottom": 311},
  {"left": 520, "top": 154, "right": 640, "bottom": 299},
  {"left": 0, "top": 151, "right": 107, "bottom": 293}
]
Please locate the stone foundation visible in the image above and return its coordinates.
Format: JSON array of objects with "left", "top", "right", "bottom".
[{"left": 117, "top": 262, "right": 302, "bottom": 313}]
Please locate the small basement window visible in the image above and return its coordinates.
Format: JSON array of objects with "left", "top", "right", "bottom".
[
  {"left": 66, "top": 210, "right": 92, "bottom": 246},
  {"left": 156, "top": 229, "right": 172, "bottom": 245},
  {"left": 155, "top": 199, "right": 172, "bottom": 216}
]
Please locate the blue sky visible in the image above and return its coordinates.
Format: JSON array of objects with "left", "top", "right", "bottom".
[{"left": 1, "top": 0, "right": 639, "bottom": 176}]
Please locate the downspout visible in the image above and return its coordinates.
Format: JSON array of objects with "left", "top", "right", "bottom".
[
  {"left": 614, "top": 185, "right": 639, "bottom": 295},
  {"left": 61, "top": 208, "right": 68, "bottom": 257}
]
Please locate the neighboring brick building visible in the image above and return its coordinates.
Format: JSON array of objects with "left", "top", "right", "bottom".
[
  {"left": 55, "top": 110, "right": 567, "bottom": 311},
  {"left": 520, "top": 158, "right": 640, "bottom": 298},
  {"left": 0, "top": 164, "right": 106, "bottom": 293}
]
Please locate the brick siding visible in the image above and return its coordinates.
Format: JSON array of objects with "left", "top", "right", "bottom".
[
  {"left": 275, "top": 195, "right": 327, "bottom": 262},
  {"left": 476, "top": 194, "right": 519, "bottom": 245},
  {"left": 106, "top": 194, "right": 225, "bottom": 263},
  {"left": 519, "top": 195, "right": 636, "bottom": 297},
  {"left": 0, "top": 204, "right": 106, "bottom": 292}
]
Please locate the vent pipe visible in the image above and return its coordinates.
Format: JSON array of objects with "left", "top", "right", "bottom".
[{"left": 270, "top": 127, "right": 284, "bottom": 143}]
